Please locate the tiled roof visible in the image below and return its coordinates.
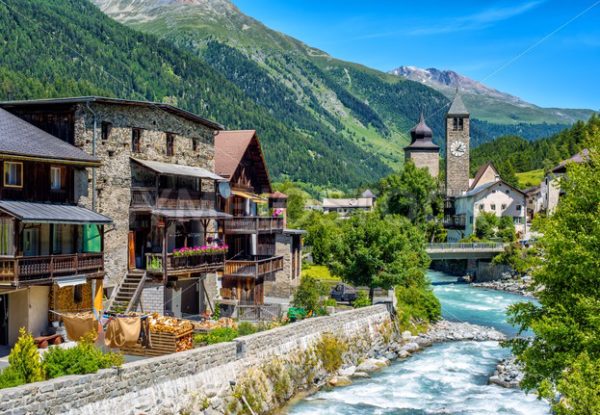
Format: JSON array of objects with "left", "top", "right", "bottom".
[
  {"left": 214, "top": 130, "right": 256, "bottom": 177},
  {"left": 0, "top": 108, "right": 98, "bottom": 165},
  {"left": 0, "top": 201, "right": 112, "bottom": 225}
]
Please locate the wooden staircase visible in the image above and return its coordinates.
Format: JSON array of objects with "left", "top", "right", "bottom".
[{"left": 108, "top": 271, "right": 147, "bottom": 313}]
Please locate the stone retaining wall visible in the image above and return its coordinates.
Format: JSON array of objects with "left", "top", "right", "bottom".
[{"left": 0, "top": 305, "right": 390, "bottom": 415}]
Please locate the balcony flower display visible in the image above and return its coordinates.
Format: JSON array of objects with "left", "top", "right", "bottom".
[
  {"left": 173, "top": 245, "right": 228, "bottom": 257},
  {"left": 272, "top": 208, "right": 284, "bottom": 218}
]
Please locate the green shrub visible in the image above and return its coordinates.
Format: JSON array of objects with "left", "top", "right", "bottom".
[
  {"left": 194, "top": 327, "right": 238, "bottom": 346},
  {"left": 44, "top": 336, "right": 123, "bottom": 379},
  {"left": 395, "top": 285, "right": 441, "bottom": 330},
  {"left": 8, "top": 328, "right": 45, "bottom": 383},
  {"left": 322, "top": 298, "right": 337, "bottom": 307},
  {"left": 353, "top": 291, "right": 371, "bottom": 308},
  {"left": 0, "top": 366, "right": 25, "bottom": 389},
  {"left": 292, "top": 275, "right": 327, "bottom": 312},
  {"left": 237, "top": 322, "right": 258, "bottom": 336},
  {"left": 315, "top": 333, "right": 348, "bottom": 373}
]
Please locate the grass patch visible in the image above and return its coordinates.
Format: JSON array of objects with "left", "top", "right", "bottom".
[{"left": 516, "top": 169, "right": 545, "bottom": 188}]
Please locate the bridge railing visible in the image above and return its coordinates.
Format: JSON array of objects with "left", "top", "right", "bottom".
[{"left": 426, "top": 242, "right": 505, "bottom": 251}]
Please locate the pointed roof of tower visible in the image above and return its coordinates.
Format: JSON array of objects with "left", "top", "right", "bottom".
[
  {"left": 448, "top": 93, "right": 469, "bottom": 116},
  {"left": 405, "top": 112, "right": 439, "bottom": 150}
]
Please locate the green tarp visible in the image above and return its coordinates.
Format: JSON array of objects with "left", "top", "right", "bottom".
[{"left": 83, "top": 224, "right": 101, "bottom": 253}]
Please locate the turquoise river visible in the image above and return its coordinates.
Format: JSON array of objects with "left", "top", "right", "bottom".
[{"left": 286, "top": 270, "right": 550, "bottom": 415}]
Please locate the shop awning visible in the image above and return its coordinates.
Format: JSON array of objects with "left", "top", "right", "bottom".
[
  {"left": 132, "top": 158, "right": 227, "bottom": 181},
  {"left": 153, "top": 208, "right": 232, "bottom": 220},
  {"left": 0, "top": 201, "right": 112, "bottom": 225},
  {"left": 55, "top": 275, "right": 87, "bottom": 288},
  {"left": 232, "top": 189, "right": 267, "bottom": 204}
]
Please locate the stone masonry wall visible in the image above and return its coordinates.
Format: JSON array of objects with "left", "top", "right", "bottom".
[
  {"left": 405, "top": 149, "right": 439, "bottom": 178},
  {"left": 445, "top": 116, "right": 470, "bottom": 196},
  {"left": 264, "top": 233, "right": 296, "bottom": 299},
  {"left": 0, "top": 305, "right": 390, "bottom": 415},
  {"left": 73, "top": 103, "right": 216, "bottom": 287}
]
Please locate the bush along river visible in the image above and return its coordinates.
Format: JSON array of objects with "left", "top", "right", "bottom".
[{"left": 286, "top": 270, "right": 550, "bottom": 415}]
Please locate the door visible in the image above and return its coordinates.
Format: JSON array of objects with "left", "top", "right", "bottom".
[
  {"left": 23, "top": 228, "right": 39, "bottom": 256},
  {"left": 0, "top": 295, "right": 8, "bottom": 346}
]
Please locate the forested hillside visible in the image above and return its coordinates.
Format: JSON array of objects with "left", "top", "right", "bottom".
[
  {"left": 0, "top": 0, "right": 391, "bottom": 191},
  {"left": 471, "top": 114, "right": 600, "bottom": 181}
]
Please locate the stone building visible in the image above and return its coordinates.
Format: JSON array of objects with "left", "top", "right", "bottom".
[
  {"left": 403, "top": 113, "right": 440, "bottom": 178},
  {"left": 1, "top": 97, "right": 227, "bottom": 317},
  {"left": 0, "top": 108, "right": 111, "bottom": 345},
  {"left": 214, "top": 131, "right": 303, "bottom": 312},
  {"left": 540, "top": 148, "right": 589, "bottom": 214},
  {"left": 445, "top": 94, "right": 471, "bottom": 197}
]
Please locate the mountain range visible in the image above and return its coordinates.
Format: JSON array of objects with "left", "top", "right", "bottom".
[{"left": 0, "top": 0, "right": 595, "bottom": 193}]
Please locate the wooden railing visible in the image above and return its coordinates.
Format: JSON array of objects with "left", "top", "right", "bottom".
[
  {"left": 223, "top": 256, "right": 284, "bottom": 278},
  {"left": 0, "top": 253, "right": 104, "bottom": 285},
  {"left": 131, "top": 187, "right": 215, "bottom": 210},
  {"left": 224, "top": 217, "right": 284, "bottom": 234},
  {"left": 443, "top": 214, "right": 466, "bottom": 229},
  {"left": 145, "top": 252, "right": 225, "bottom": 276}
]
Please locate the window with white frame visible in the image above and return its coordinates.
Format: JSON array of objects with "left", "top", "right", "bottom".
[
  {"left": 50, "top": 166, "right": 64, "bottom": 190},
  {"left": 513, "top": 216, "right": 523, "bottom": 224},
  {"left": 3, "top": 161, "right": 22, "bottom": 188}
]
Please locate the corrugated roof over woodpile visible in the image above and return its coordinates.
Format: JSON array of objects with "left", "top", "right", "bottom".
[
  {"left": 215, "top": 130, "right": 272, "bottom": 192},
  {"left": 1, "top": 96, "right": 223, "bottom": 130},
  {"left": 0, "top": 108, "right": 99, "bottom": 165},
  {"left": 0, "top": 201, "right": 112, "bottom": 225}
]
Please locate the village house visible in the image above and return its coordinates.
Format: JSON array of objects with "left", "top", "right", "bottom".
[
  {"left": 1, "top": 97, "right": 228, "bottom": 318},
  {"left": 540, "top": 148, "right": 589, "bottom": 214},
  {"left": 322, "top": 189, "right": 376, "bottom": 218},
  {"left": 0, "top": 108, "right": 111, "bottom": 346},
  {"left": 214, "top": 130, "right": 304, "bottom": 315},
  {"left": 445, "top": 163, "right": 527, "bottom": 242}
]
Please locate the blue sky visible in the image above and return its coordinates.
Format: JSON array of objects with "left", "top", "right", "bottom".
[{"left": 233, "top": 0, "right": 600, "bottom": 110}]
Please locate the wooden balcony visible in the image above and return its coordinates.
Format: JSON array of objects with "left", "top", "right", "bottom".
[
  {"left": 131, "top": 187, "right": 215, "bottom": 210},
  {"left": 0, "top": 253, "right": 104, "bottom": 286},
  {"left": 223, "top": 256, "right": 284, "bottom": 279},
  {"left": 224, "top": 217, "right": 284, "bottom": 234},
  {"left": 145, "top": 252, "right": 225, "bottom": 277},
  {"left": 444, "top": 214, "right": 466, "bottom": 229}
]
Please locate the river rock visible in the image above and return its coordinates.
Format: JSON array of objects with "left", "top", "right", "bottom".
[
  {"left": 402, "top": 342, "right": 420, "bottom": 353},
  {"left": 489, "top": 357, "right": 524, "bottom": 389},
  {"left": 356, "top": 358, "right": 388, "bottom": 373},
  {"left": 401, "top": 330, "right": 413, "bottom": 340},
  {"left": 329, "top": 376, "right": 352, "bottom": 387},
  {"left": 417, "top": 321, "right": 506, "bottom": 344},
  {"left": 398, "top": 350, "right": 411, "bottom": 359},
  {"left": 338, "top": 366, "right": 356, "bottom": 377},
  {"left": 351, "top": 371, "right": 371, "bottom": 379}
]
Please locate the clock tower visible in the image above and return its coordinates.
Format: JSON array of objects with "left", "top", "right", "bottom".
[{"left": 445, "top": 93, "right": 470, "bottom": 196}]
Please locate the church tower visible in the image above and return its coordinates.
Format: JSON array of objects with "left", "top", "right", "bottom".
[
  {"left": 404, "top": 113, "right": 440, "bottom": 178},
  {"left": 445, "top": 94, "right": 470, "bottom": 196}
]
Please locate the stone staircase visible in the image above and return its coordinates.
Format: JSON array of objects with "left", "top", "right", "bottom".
[{"left": 107, "top": 271, "right": 147, "bottom": 313}]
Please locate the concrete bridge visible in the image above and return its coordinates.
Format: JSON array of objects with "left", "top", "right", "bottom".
[{"left": 426, "top": 243, "right": 506, "bottom": 260}]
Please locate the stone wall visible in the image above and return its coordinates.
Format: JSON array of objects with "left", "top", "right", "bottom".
[
  {"left": 405, "top": 149, "right": 439, "bottom": 178},
  {"left": 265, "top": 233, "right": 300, "bottom": 300},
  {"left": 137, "top": 283, "right": 165, "bottom": 314},
  {"left": 72, "top": 103, "right": 216, "bottom": 287},
  {"left": 445, "top": 116, "right": 470, "bottom": 196},
  {"left": 0, "top": 305, "right": 390, "bottom": 415}
]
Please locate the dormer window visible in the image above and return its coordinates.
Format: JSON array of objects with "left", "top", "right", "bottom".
[
  {"left": 4, "top": 162, "right": 23, "bottom": 188},
  {"left": 50, "top": 166, "right": 65, "bottom": 191},
  {"left": 166, "top": 133, "right": 175, "bottom": 156}
]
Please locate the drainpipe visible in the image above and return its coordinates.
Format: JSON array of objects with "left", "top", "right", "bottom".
[{"left": 85, "top": 102, "right": 97, "bottom": 212}]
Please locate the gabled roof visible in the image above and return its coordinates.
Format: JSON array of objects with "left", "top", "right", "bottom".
[
  {"left": 0, "top": 96, "right": 223, "bottom": 130},
  {"left": 361, "top": 189, "right": 376, "bottom": 198},
  {"left": 0, "top": 108, "right": 99, "bottom": 166},
  {"left": 469, "top": 162, "right": 499, "bottom": 190},
  {"left": 551, "top": 148, "right": 589, "bottom": 173},
  {"left": 215, "top": 130, "right": 272, "bottom": 192},
  {"left": 131, "top": 158, "right": 226, "bottom": 181},
  {"left": 0, "top": 201, "right": 111, "bottom": 225},
  {"left": 447, "top": 94, "right": 469, "bottom": 116},
  {"left": 458, "top": 179, "right": 525, "bottom": 199}
]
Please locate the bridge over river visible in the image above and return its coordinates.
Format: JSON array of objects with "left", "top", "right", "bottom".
[{"left": 426, "top": 243, "right": 506, "bottom": 260}]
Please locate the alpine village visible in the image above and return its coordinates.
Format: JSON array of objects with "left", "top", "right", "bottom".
[{"left": 0, "top": 1, "right": 597, "bottom": 414}]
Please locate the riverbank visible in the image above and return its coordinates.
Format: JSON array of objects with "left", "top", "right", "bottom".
[{"left": 472, "top": 277, "right": 537, "bottom": 297}]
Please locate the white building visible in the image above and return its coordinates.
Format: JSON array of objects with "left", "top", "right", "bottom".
[
  {"left": 446, "top": 163, "right": 527, "bottom": 242},
  {"left": 322, "top": 190, "right": 375, "bottom": 217},
  {"left": 540, "top": 149, "right": 589, "bottom": 215}
]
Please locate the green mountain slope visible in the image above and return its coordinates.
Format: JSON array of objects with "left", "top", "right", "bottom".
[
  {"left": 93, "top": 0, "right": 588, "bottom": 155},
  {"left": 0, "top": 0, "right": 391, "bottom": 191}
]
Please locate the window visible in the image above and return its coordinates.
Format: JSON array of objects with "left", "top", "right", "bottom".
[
  {"left": 469, "top": 216, "right": 473, "bottom": 224},
  {"left": 516, "top": 204, "right": 522, "bottom": 211},
  {"left": 505, "top": 190, "right": 510, "bottom": 195},
  {"left": 513, "top": 216, "right": 523, "bottom": 224},
  {"left": 452, "top": 117, "right": 464, "bottom": 131},
  {"left": 166, "top": 133, "right": 175, "bottom": 156},
  {"left": 192, "top": 139, "right": 198, "bottom": 152},
  {"left": 0, "top": 218, "right": 14, "bottom": 256},
  {"left": 492, "top": 190, "right": 496, "bottom": 194},
  {"left": 50, "top": 166, "right": 65, "bottom": 191},
  {"left": 131, "top": 128, "right": 142, "bottom": 153},
  {"left": 3, "top": 162, "right": 23, "bottom": 188},
  {"left": 479, "top": 204, "right": 484, "bottom": 210},
  {"left": 73, "top": 285, "right": 83, "bottom": 304},
  {"left": 101, "top": 121, "right": 112, "bottom": 141},
  {"left": 490, "top": 204, "right": 496, "bottom": 210},
  {"left": 501, "top": 204, "right": 507, "bottom": 210},
  {"left": 52, "top": 224, "right": 63, "bottom": 255}
]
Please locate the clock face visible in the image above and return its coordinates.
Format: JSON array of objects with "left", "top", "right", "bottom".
[{"left": 450, "top": 141, "right": 466, "bottom": 157}]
